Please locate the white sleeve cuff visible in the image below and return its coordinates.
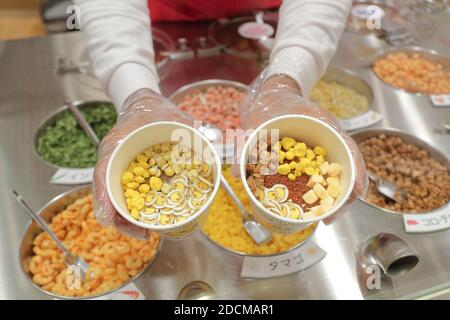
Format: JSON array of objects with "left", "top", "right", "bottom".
[
  {"left": 267, "top": 47, "right": 318, "bottom": 98},
  {"left": 108, "top": 63, "right": 161, "bottom": 111}
]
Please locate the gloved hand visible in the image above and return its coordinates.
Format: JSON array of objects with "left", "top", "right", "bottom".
[
  {"left": 240, "top": 70, "right": 368, "bottom": 224},
  {"left": 93, "top": 88, "right": 192, "bottom": 239}
]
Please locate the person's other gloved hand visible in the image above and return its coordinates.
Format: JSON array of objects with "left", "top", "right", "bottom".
[
  {"left": 93, "top": 88, "right": 192, "bottom": 239},
  {"left": 239, "top": 70, "right": 368, "bottom": 224}
]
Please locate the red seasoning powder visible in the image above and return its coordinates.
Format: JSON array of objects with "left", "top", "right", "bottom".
[{"left": 264, "top": 174, "right": 318, "bottom": 209}]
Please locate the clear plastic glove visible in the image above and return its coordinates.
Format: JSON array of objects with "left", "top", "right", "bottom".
[
  {"left": 93, "top": 88, "right": 192, "bottom": 239},
  {"left": 240, "top": 70, "right": 368, "bottom": 224}
]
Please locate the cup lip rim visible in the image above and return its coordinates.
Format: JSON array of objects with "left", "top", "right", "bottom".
[
  {"left": 239, "top": 114, "right": 356, "bottom": 225},
  {"left": 106, "top": 121, "right": 222, "bottom": 231}
]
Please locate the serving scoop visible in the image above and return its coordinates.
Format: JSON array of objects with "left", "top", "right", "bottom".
[
  {"left": 12, "top": 190, "right": 90, "bottom": 281},
  {"left": 198, "top": 123, "right": 272, "bottom": 244},
  {"left": 368, "top": 172, "right": 405, "bottom": 203}
]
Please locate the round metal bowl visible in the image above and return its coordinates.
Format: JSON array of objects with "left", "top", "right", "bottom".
[
  {"left": 19, "top": 186, "right": 162, "bottom": 300},
  {"left": 313, "top": 66, "right": 374, "bottom": 120},
  {"left": 352, "top": 128, "right": 450, "bottom": 215},
  {"left": 33, "top": 101, "right": 115, "bottom": 170},
  {"left": 200, "top": 223, "right": 317, "bottom": 258},
  {"left": 170, "top": 79, "right": 248, "bottom": 163},
  {"left": 371, "top": 46, "right": 450, "bottom": 96}
]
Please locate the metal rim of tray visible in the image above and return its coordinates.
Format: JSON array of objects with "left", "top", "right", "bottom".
[
  {"left": 370, "top": 46, "right": 450, "bottom": 96},
  {"left": 18, "top": 185, "right": 163, "bottom": 300},
  {"left": 32, "top": 100, "right": 114, "bottom": 170},
  {"left": 352, "top": 127, "right": 450, "bottom": 216}
]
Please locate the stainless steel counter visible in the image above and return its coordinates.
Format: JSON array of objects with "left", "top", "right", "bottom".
[{"left": 0, "top": 11, "right": 449, "bottom": 299}]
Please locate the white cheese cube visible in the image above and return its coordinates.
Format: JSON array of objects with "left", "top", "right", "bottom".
[
  {"left": 302, "top": 190, "right": 319, "bottom": 204},
  {"left": 313, "top": 183, "right": 328, "bottom": 200}
]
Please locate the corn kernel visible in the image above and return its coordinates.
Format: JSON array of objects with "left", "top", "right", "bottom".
[
  {"left": 281, "top": 137, "right": 296, "bottom": 151},
  {"left": 313, "top": 146, "right": 326, "bottom": 157},
  {"left": 121, "top": 171, "right": 134, "bottom": 184},
  {"left": 126, "top": 182, "right": 139, "bottom": 190},
  {"left": 131, "top": 208, "right": 139, "bottom": 219},
  {"left": 132, "top": 167, "right": 146, "bottom": 177},
  {"left": 164, "top": 167, "right": 175, "bottom": 177},
  {"left": 138, "top": 184, "right": 150, "bottom": 193},
  {"left": 277, "top": 163, "right": 291, "bottom": 175},
  {"left": 134, "top": 176, "right": 145, "bottom": 184},
  {"left": 315, "top": 155, "right": 324, "bottom": 165},
  {"left": 285, "top": 150, "right": 295, "bottom": 161},
  {"left": 288, "top": 173, "right": 296, "bottom": 181},
  {"left": 132, "top": 196, "right": 145, "bottom": 210},
  {"left": 294, "top": 142, "right": 307, "bottom": 151},
  {"left": 137, "top": 154, "right": 149, "bottom": 164},
  {"left": 289, "top": 161, "right": 298, "bottom": 169},
  {"left": 148, "top": 158, "right": 156, "bottom": 167},
  {"left": 149, "top": 177, "right": 163, "bottom": 191},
  {"left": 305, "top": 149, "right": 315, "bottom": 160},
  {"left": 294, "top": 150, "right": 306, "bottom": 158},
  {"left": 125, "top": 189, "right": 139, "bottom": 198},
  {"left": 304, "top": 167, "right": 316, "bottom": 176},
  {"left": 278, "top": 150, "right": 286, "bottom": 163}
]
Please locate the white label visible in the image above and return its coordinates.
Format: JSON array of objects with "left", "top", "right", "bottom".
[
  {"left": 351, "top": 4, "right": 385, "bottom": 20},
  {"left": 431, "top": 95, "right": 450, "bottom": 108},
  {"left": 238, "top": 22, "right": 274, "bottom": 40},
  {"left": 241, "top": 240, "right": 326, "bottom": 278},
  {"left": 404, "top": 205, "right": 450, "bottom": 233},
  {"left": 110, "top": 283, "right": 145, "bottom": 300},
  {"left": 339, "top": 110, "right": 383, "bottom": 131},
  {"left": 50, "top": 168, "right": 94, "bottom": 185}
]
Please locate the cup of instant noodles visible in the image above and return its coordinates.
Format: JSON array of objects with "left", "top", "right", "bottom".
[
  {"left": 240, "top": 115, "right": 356, "bottom": 233},
  {"left": 107, "top": 121, "right": 221, "bottom": 239}
]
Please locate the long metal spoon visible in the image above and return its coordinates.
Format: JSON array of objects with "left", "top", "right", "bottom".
[
  {"left": 368, "top": 172, "right": 405, "bottom": 203},
  {"left": 66, "top": 100, "right": 100, "bottom": 147},
  {"left": 198, "top": 124, "right": 272, "bottom": 244},
  {"left": 12, "top": 190, "right": 90, "bottom": 281}
]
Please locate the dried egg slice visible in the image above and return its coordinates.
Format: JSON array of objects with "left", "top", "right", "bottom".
[
  {"left": 188, "top": 197, "right": 207, "bottom": 210},
  {"left": 271, "top": 184, "right": 289, "bottom": 202},
  {"left": 171, "top": 181, "right": 187, "bottom": 193},
  {"left": 190, "top": 188, "right": 207, "bottom": 200},
  {"left": 153, "top": 193, "right": 167, "bottom": 208},
  {"left": 264, "top": 188, "right": 278, "bottom": 201},
  {"left": 144, "top": 190, "right": 157, "bottom": 206},
  {"left": 171, "top": 174, "right": 188, "bottom": 185},
  {"left": 167, "top": 190, "right": 184, "bottom": 204},
  {"left": 285, "top": 202, "right": 303, "bottom": 220}
]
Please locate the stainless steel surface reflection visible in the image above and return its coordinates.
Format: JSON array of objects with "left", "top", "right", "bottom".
[{"left": 0, "top": 16, "right": 450, "bottom": 299}]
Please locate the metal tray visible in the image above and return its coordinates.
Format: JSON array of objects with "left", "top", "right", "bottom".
[
  {"left": 352, "top": 127, "right": 450, "bottom": 215},
  {"left": 19, "top": 186, "right": 163, "bottom": 300}
]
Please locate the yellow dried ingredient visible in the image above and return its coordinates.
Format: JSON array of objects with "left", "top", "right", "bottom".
[
  {"left": 203, "top": 167, "right": 316, "bottom": 255},
  {"left": 310, "top": 79, "right": 369, "bottom": 119}
]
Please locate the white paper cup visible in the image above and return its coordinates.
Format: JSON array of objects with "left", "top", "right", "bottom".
[
  {"left": 240, "top": 115, "right": 356, "bottom": 234},
  {"left": 106, "top": 121, "right": 221, "bottom": 239}
]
